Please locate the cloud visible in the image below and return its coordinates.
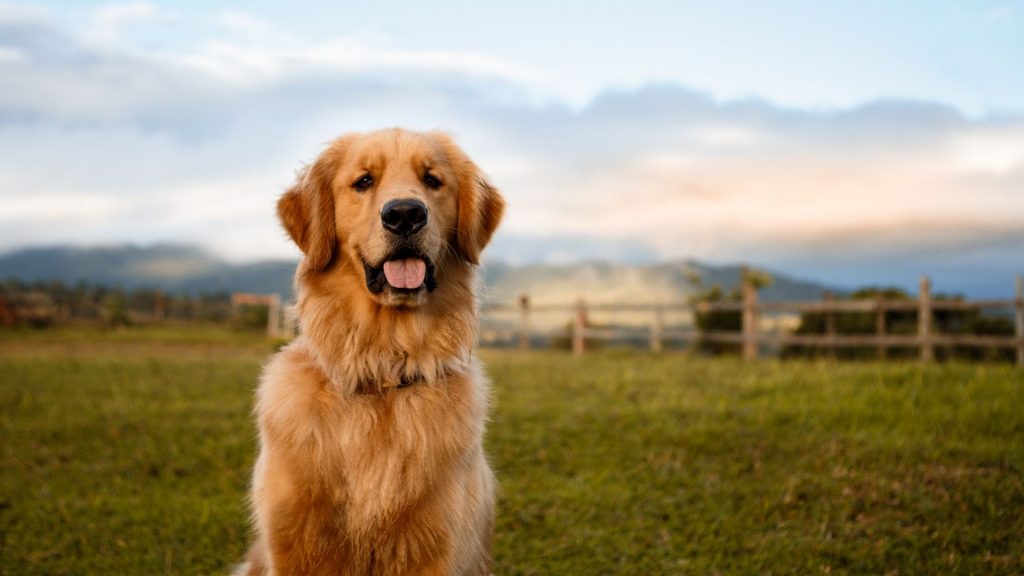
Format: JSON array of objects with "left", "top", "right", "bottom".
[
  {"left": 951, "top": 128, "right": 1024, "bottom": 175},
  {"left": 0, "top": 2, "right": 48, "bottom": 24},
  {"left": 86, "top": 2, "right": 177, "bottom": 46},
  {"left": 0, "top": 193, "right": 124, "bottom": 222},
  {"left": 0, "top": 4, "right": 1021, "bottom": 296},
  {"left": 0, "top": 46, "right": 24, "bottom": 63},
  {"left": 218, "top": 10, "right": 288, "bottom": 41}
]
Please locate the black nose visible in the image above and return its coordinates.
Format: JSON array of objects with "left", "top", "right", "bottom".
[{"left": 381, "top": 199, "right": 428, "bottom": 236}]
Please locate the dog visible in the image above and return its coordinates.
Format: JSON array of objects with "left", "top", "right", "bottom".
[{"left": 237, "top": 129, "right": 505, "bottom": 575}]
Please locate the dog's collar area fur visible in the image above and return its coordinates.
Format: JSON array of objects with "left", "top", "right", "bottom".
[
  {"left": 355, "top": 372, "right": 424, "bottom": 395},
  {"left": 349, "top": 355, "right": 467, "bottom": 395},
  {"left": 361, "top": 250, "right": 438, "bottom": 294}
]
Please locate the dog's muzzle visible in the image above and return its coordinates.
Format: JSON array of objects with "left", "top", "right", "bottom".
[{"left": 363, "top": 249, "right": 437, "bottom": 294}]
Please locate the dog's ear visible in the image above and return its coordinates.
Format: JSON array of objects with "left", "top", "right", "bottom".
[
  {"left": 277, "top": 144, "right": 343, "bottom": 271},
  {"left": 457, "top": 173, "right": 505, "bottom": 265},
  {"left": 432, "top": 133, "right": 505, "bottom": 265}
]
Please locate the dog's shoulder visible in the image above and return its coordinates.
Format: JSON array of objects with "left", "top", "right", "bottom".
[{"left": 255, "top": 340, "right": 335, "bottom": 436}]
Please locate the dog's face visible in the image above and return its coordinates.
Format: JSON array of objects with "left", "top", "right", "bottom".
[{"left": 278, "top": 129, "right": 504, "bottom": 308}]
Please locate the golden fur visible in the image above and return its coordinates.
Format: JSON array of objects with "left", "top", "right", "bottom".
[{"left": 238, "top": 129, "right": 505, "bottom": 575}]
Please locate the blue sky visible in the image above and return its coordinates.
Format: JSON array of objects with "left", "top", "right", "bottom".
[
  {"left": 34, "top": 0, "right": 1024, "bottom": 113},
  {"left": 1, "top": 1, "right": 1022, "bottom": 295}
]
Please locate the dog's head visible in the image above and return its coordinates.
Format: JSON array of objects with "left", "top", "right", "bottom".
[{"left": 278, "top": 129, "right": 504, "bottom": 308}]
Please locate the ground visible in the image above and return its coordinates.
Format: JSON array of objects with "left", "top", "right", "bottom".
[{"left": 1, "top": 326, "right": 1022, "bottom": 575}]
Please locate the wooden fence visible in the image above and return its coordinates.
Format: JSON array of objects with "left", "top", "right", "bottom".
[
  {"left": 482, "top": 275, "right": 1024, "bottom": 367},
  {"left": 230, "top": 292, "right": 292, "bottom": 338}
]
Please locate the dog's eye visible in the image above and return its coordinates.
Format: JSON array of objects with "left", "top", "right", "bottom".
[
  {"left": 423, "top": 172, "right": 443, "bottom": 190},
  {"left": 353, "top": 174, "right": 374, "bottom": 192}
]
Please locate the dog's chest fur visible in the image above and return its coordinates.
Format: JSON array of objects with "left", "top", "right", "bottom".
[
  {"left": 258, "top": 342, "right": 487, "bottom": 518},
  {"left": 251, "top": 342, "right": 492, "bottom": 574}
]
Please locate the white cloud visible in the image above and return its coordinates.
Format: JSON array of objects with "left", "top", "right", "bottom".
[
  {"left": 950, "top": 129, "right": 1024, "bottom": 175},
  {"left": 0, "top": 193, "right": 124, "bottom": 222},
  {"left": 164, "top": 37, "right": 544, "bottom": 90},
  {"left": 218, "top": 10, "right": 285, "bottom": 40},
  {"left": 0, "top": 46, "right": 25, "bottom": 63},
  {"left": 0, "top": 2, "right": 49, "bottom": 24},
  {"left": 689, "top": 124, "right": 761, "bottom": 147},
  {"left": 86, "top": 2, "right": 176, "bottom": 47}
]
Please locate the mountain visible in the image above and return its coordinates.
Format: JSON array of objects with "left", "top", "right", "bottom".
[
  {"left": 0, "top": 244, "right": 295, "bottom": 298},
  {"left": 0, "top": 244, "right": 835, "bottom": 305},
  {"left": 0, "top": 244, "right": 219, "bottom": 287}
]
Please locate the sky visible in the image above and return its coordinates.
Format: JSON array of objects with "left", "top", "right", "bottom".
[{"left": 1, "top": 0, "right": 1023, "bottom": 295}]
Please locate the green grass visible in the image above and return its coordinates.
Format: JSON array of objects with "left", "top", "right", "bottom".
[
  {"left": 1, "top": 328, "right": 1022, "bottom": 574},
  {"left": 0, "top": 325, "right": 277, "bottom": 359}
]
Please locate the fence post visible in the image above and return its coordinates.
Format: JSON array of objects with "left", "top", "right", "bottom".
[
  {"left": 154, "top": 291, "right": 166, "bottom": 322},
  {"left": 875, "top": 294, "right": 887, "bottom": 360},
  {"left": 1015, "top": 275, "right": 1023, "bottom": 368},
  {"left": 573, "top": 299, "right": 587, "bottom": 356},
  {"left": 267, "top": 294, "right": 281, "bottom": 338},
  {"left": 741, "top": 273, "right": 759, "bottom": 360},
  {"left": 918, "top": 276, "right": 934, "bottom": 363},
  {"left": 518, "top": 294, "right": 531, "bottom": 351},
  {"left": 824, "top": 291, "right": 836, "bottom": 360},
  {"left": 650, "top": 304, "right": 663, "bottom": 353}
]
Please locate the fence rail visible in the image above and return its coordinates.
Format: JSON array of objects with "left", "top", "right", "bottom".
[{"left": 483, "top": 274, "right": 1024, "bottom": 367}]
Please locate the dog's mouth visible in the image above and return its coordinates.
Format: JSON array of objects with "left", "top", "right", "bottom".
[{"left": 362, "top": 248, "right": 437, "bottom": 295}]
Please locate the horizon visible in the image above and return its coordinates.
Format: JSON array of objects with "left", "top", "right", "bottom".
[
  {"left": 1, "top": 1, "right": 1022, "bottom": 296},
  {"left": 2, "top": 240, "right": 1022, "bottom": 299}
]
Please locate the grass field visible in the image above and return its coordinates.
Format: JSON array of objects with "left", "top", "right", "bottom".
[{"left": 1, "top": 326, "right": 1022, "bottom": 575}]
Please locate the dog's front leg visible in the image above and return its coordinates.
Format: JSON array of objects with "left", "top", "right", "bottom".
[{"left": 250, "top": 449, "right": 351, "bottom": 575}]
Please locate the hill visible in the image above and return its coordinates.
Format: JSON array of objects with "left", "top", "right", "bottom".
[
  {"left": 0, "top": 244, "right": 835, "bottom": 305},
  {"left": 0, "top": 245, "right": 295, "bottom": 298}
]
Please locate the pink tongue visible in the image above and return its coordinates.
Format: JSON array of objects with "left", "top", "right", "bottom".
[{"left": 382, "top": 258, "right": 426, "bottom": 289}]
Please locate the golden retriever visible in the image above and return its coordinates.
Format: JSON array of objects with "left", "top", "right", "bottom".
[{"left": 237, "top": 129, "right": 505, "bottom": 575}]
